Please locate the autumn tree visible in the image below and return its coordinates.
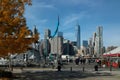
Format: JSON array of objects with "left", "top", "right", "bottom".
[{"left": 0, "top": 0, "right": 39, "bottom": 57}]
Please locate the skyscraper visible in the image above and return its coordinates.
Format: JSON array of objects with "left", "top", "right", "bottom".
[
  {"left": 95, "top": 26, "right": 103, "bottom": 57},
  {"left": 88, "top": 38, "right": 92, "bottom": 47},
  {"left": 44, "top": 29, "right": 51, "bottom": 39},
  {"left": 57, "top": 32, "right": 63, "bottom": 37},
  {"left": 83, "top": 40, "right": 88, "bottom": 48},
  {"left": 50, "top": 36, "right": 63, "bottom": 55},
  {"left": 92, "top": 32, "right": 97, "bottom": 46},
  {"left": 76, "top": 24, "right": 81, "bottom": 49}
]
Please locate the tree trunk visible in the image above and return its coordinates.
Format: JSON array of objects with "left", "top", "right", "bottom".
[{"left": 8, "top": 54, "right": 13, "bottom": 71}]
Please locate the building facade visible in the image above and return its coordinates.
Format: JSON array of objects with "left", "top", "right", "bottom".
[
  {"left": 44, "top": 29, "right": 51, "bottom": 39},
  {"left": 50, "top": 36, "right": 63, "bottom": 55},
  {"left": 76, "top": 24, "right": 81, "bottom": 49},
  {"left": 83, "top": 40, "right": 88, "bottom": 48},
  {"left": 95, "top": 26, "right": 103, "bottom": 57}
]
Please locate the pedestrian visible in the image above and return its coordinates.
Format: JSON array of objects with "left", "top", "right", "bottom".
[
  {"left": 99, "top": 60, "right": 101, "bottom": 67},
  {"left": 75, "top": 58, "right": 79, "bottom": 65},
  {"left": 57, "top": 60, "right": 62, "bottom": 71},
  {"left": 96, "top": 58, "right": 99, "bottom": 65},
  {"left": 80, "top": 58, "right": 82, "bottom": 64},
  {"left": 83, "top": 58, "right": 86, "bottom": 64},
  {"left": 88, "top": 58, "right": 91, "bottom": 64},
  {"left": 94, "top": 64, "right": 98, "bottom": 71}
]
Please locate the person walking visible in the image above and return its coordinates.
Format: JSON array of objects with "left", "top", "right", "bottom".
[{"left": 57, "top": 60, "right": 62, "bottom": 71}]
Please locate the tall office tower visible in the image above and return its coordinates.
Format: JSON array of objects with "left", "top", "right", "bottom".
[
  {"left": 57, "top": 32, "right": 63, "bottom": 37},
  {"left": 43, "top": 39, "right": 50, "bottom": 57},
  {"left": 83, "top": 40, "right": 88, "bottom": 48},
  {"left": 91, "top": 32, "right": 97, "bottom": 57},
  {"left": 76, "top": 24, "right": 81, "bottom": 49},
  {"left": 44, "top": 29, "right": 51, "bottom": 39},
  {"left": 96, "top": 26, "right": 103, "bottom": 57},
  {"left": 71, "top": 41, "right": 77, "bottom": 46},
  {"left": 63, "top": 40, "right": 75, "bottom": 55},
  {"left": 88, "top": 38, "right": 93, "bottom": 56},
  {"left": 88, "top": 38, "right": 92, "bottom": 47},
  {"left": 50, "top": 36, "right": 63, "bottom": 55},
  {"left": 92, "top": 32, "right": 97, "bottom": 47},
  {"left": 43, "top": 29, "right": 51, "bottom": 58},
  {"left": 32, "top": 26, "right": 39, "bottom": 49}
]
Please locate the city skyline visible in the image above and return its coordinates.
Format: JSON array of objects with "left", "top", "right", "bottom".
[{"left": 24, "top": 0, "right": 120, "bottom": 47}]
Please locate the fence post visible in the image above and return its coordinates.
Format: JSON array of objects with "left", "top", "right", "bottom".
[{"left": 70, "top": 67, "right": 72, "bottom": 72}]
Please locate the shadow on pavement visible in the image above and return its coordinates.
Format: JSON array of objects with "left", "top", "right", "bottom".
[{"left": 13, "top": 70, "right": 113, "bottom": 80}]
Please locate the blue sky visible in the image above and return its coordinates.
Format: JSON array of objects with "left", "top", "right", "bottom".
[{"left": 24, "top": 0, "right": 120, "bottom": 47}]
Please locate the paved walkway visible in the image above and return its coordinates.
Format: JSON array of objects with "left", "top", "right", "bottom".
[{"left": 11, "top": 68, "right": 120, "bottom": 80}]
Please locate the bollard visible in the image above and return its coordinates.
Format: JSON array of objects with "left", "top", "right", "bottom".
[
  {"left": 83, "top": 67, "right": 85, "bottom": 72},
  {"left": 110, "top": 65, "right": 112, "bottom": 71},
  {"left": 70, "top": 67, "right": 72, "bottom": 72}
]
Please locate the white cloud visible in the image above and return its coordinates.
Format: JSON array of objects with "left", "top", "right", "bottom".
[
  {"left": 63, "top": 16, "right": 78, "bottom": 27},
  {"left": 61, "top": 11, "right": 89, "bottom": 31},
  {"left": 32, "top": 1, "right": 56, "bottom": 9},
  {"left": 64, "top": 32, "right": 76, "bottom": 41},
  {"left": 25, "top": 12, "right": 48, "bottom": 24},
  {"left": 39, "top": 19, "right": 48, "bottom": 24},
  {"left": 24, "top": 0, "right": 120, "bottom": 47},
  {"left": 57, "top": 0, "right": 101, "bottom": 7}
]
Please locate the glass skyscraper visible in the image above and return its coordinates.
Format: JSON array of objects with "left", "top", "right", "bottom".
[
  {"left": 96, "top": 26, "right": 103, "bottom": 57},
  {"left": 83, "top": 40, "right": 88, "bottom": 48},
  {"left": 76, "top": 24, "right": 81, "bottom": 49}
]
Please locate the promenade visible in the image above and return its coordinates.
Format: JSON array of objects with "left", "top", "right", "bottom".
[
  {"left": 11, "top": 65, "right": 120, "bottom": 80},
  {"left": 0, "top": 62, "right": 120, "bottom": 80}
]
